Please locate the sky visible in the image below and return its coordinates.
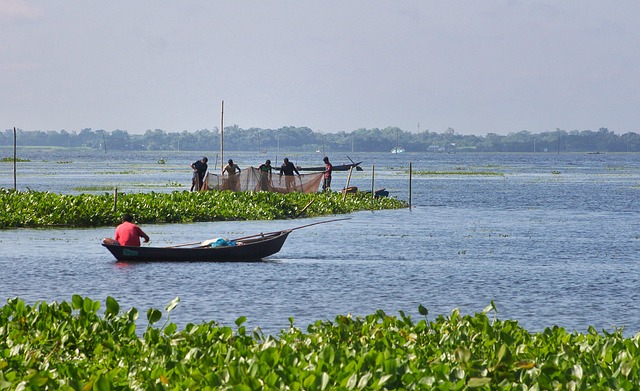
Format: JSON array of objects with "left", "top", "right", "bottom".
[{"left": 1, "top": 1, "right": 639, "bottom": 136}]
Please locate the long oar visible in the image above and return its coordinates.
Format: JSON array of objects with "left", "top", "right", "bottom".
[
  {"left": 231, "top": 217, "right": 351, "bottom": 242},
  {"left": 167, "top": 241, "right": 205, "bottom": 248},
  {"left": 166, "top": 217, "right": 350, "bottom": 248}
]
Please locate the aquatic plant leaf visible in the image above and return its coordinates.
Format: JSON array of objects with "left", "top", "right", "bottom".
[
  {"left": 166, "top": 297, "right": 180, "bottom": 313},
  {"left": 147, "top": 308, "right": 162, "bottom": 324},
  {"left": 467, "top": 377, "right": 491, "bottom": 388},
  {"left": 235, "top": 316, "right": 247, "bottom": 326},
  {"left": 71, "top": 294, "right": 83, "bottom": 310},
  {"left": 94, "top": 374, "right": 110, "bottom": 391},
  {"left": 496, "top": 344, "right": 508, "bottom": 364},
  {"left": 320, "top": 372, "right": 329, "bottom": 390},
  {"left": 83, "top": 297, "right": 97, "bottom": 314},
  {"left": 345, "top": 372, "right": 358, "bottom": 389},
  {"left": 357, "top": 372, "right": 372, "bottom": 388},
  {"left": 105, "top": 296, "right": 119, "bottom": 318},
  {"left": 515, "top": 361, "right": 535, "bottom": 369},
  {"left": 303, "top": 374, "right": 316, "bottom": 389},
  {"left": 163, "top": 323, "right": 177, "bottom": 335}
]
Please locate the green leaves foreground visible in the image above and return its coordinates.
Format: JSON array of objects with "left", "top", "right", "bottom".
[
  {"left": 2, "top": 297, "right": 640, "bottom": 390},
  {"left": 0, "top": 189, "right": 407, "bottom": 228}
]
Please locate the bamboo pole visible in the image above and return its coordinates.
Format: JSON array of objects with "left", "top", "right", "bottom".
[
  {"left": 113, "top": 188, "right": 118, "bottom": 212},
  {"left": 13, "top": 127, "right": 17, "bottom": 190},
  {"left": 343, "top": 166, "right": 354, "bottom": 202},
  {"left": 371, "top": 164, "right": 375, "bottom": 199},
  {"left": 220, "top": 100, "right": 224, "bottom": 173},
  {"left": 295, "top": 199, "right": 315, "bottom": 217},
  {"left": 409, "top": 161, "right": 412, "bottom": 210}
]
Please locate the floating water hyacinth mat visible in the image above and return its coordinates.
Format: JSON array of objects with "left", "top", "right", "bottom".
[{"left": 1, "top": 298, "right": 639, "bottom": 389}]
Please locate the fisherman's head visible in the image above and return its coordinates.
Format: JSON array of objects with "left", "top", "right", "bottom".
[
  {"left": 284, "top": 158, "right": 289, "bottom": 163},
  {"left": 122, "top": 213, "right": 133, "bottom": 223},
  {"left": 228, "top": 159, "right": 233, "bottom": 164},
  {"left": 266, "top": 159, "right": 271, "bottom": 165},
  {"left": 323, "top": 156, "right": 329, "bottom": 163},
  {"left": 202, "top": 157, "right": 208, "bottom": 163}
]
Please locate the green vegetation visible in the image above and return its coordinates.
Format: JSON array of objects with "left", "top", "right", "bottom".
[
  {"left": 1, "top": 297, "right": 638, "bottom": 390},
  {"left": 3, "top": 126, "right": 639, "bottom": 153},
  {"left": 71, "top": 186, "right": 115, "bottom": 191},
  {"left": 0, "top": 157, "right": 30, "bottom": 162},
  {"left": 165, "top": 181, "right": 184, "bottom": 187},
  {"left": 412, "top": 171, "right": 504, "bottom": 176},
  {"left": 0, "top": 189, "right": 407, "bottom": 229},
  {"left": 71, "top": 183, "right": 186, "bottom": 191}
]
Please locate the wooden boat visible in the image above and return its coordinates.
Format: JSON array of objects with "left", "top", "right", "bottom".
[
  {"left": 366, "top": 188, "right": 389, "bottom": 197},
  {"left": 345, "top": 187, "right": 389, "bottom": 198},
  {"left": 102, "top": 230, "right": 290, "bottom": 262},
  {"left": 297, "top": 161, "right": 363, "bottom": 172}
]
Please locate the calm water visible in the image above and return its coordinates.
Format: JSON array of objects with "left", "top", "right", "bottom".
[{"left": 1, "top": 149, "right": 639, "bottom": 336}]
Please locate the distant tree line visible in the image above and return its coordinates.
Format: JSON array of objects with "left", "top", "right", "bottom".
[{"left": 2, "top": 126, "right": 639, "bottom": 153}]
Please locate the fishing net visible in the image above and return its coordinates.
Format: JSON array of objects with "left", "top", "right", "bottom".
[{"left": 204, "top": 167, "right": 323, "bottom": 194}]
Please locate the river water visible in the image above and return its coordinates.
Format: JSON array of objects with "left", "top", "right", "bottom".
[{"left": 1, "top": 149, "right": 639, "bottom": 336}]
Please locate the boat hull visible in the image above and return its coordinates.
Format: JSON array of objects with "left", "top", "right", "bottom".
[{"left": 102, "top": 231, "right": 290, "bottom": 262}]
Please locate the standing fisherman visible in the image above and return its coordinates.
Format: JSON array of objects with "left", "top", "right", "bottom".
[
  {"left": 222, "top": 159, "right": 242, "bottom": 191},
  {"left": 278, "top": 157, "right": 300, "bottom": 192},
  {"left": 258, "top": 159, "right": 273, "bottom": 191},
  {"left": 322, "top": 156, "right": 333, "bottom": 191},
  {"left": 190, "top": 156, "right": 208, "bottom": 191}
]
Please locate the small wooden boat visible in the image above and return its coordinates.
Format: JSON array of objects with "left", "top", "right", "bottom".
[
  {"left": 365, "top": 188, "right": 389, "bottom": 197},
  {"left": 297, "top": 161, "right": 363, "bottom": 172},
  {"left": 102, "top": 230, "right": 290, "bottom": 262},
  {"left": 345, "top": 187, "right": 389, "bottom": 198}
]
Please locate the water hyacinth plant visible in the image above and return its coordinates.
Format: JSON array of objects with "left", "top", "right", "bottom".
[
  {"left": 0, "top": 188, "right": 407, "bottom": 229},
  {"left": 1, "top": 297, "right": 639, "bottom": 390},
  {"left": 412, "top": 171, "right": 504, "bottom": 176},
  {"left": 0, "top": 157, "right": 30, "bottom": 162}
]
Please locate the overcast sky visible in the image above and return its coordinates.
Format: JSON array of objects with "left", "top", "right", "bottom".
[{"left": 1, "top": 1, "right": 638, "bottom": 135}]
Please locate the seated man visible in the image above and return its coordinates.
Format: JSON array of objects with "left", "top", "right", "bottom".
[{"left": 113, "top": 213, "right": 149, "bottom": 246}]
